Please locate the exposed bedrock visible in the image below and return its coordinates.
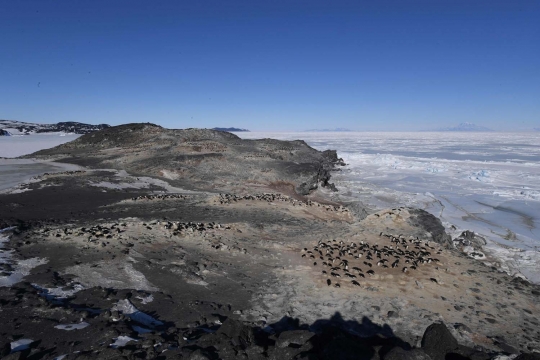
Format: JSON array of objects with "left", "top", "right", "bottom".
[
  {"left": 26, "top": 123, "right": 344, "bottom": 195},
  {"left": 406, "top": 208, "right": 453, "bottom": 247}
]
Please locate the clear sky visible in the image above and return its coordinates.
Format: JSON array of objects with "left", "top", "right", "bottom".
[{"left": 1, "top": 0, "right": 539, "bottom": 131}]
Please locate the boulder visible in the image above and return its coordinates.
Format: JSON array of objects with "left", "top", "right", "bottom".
[
  {"left": 383, "top": 347, "right": 432, "bottom": 360},
  {"left": 275, "top": 330, "right": 315, "bottom": 348},
  {"left": 515, "top": 354, "right": 540, "bottom": 360},
  {"left": 407, "top": 209, "right": 452, "bottom": 247},
  {"left": 321, "top": 336, "right": 374, "bottom": 360},
  {"left": 216, "top": 318, "right": 255, "bottom": 348},
  {"left": 421, "top": 323, "right": 458, "bottom": 360}
]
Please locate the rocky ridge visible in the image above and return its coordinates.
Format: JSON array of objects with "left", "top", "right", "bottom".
[
  {"left": 27, "top": 123, "right": 345, "bottom": 195},
  {"left": 0, "top": 119, "right": 110, "bottom": 135}
]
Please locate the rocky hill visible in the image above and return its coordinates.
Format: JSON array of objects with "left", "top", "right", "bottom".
[
  {"left": 28, "top": 123, "right": 345, "bottom": 195},
  {"left": 212, "top": 127, "right": 250, "bottom": 132},
  {"left": 0, "top": 119, "right": 110, "bottom": 135}
]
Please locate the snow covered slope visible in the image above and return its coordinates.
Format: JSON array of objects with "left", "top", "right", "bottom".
[{"left": 0, "top": 119, "right": 109, "bottom": 135}]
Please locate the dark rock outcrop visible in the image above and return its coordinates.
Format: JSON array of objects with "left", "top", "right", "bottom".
[
  {"left": 28, "top": 124, "right": 342, "bottom": 195},
  {"left": 383, "top": 347, "right": 432, "bottom": 360},
  {"left": 421, "top": 323, "right": 458, "bottom": 360},
  {"left": 212, "top": 127, "right": 249, "bottom": 132},
  {"left": 407, "top": 209, "right": 453, "bottom": 247},
  {"left": 454, "top": 230, "right": 487, "bottom": 249},
  {"left": 0, "top": 129, "right": 10, "bottom": 136}
]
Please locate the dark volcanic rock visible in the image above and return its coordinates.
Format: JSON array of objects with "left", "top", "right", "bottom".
[
  {"left": 27, "top": 123, "right": 341, "bottom": 195},
  {"left": 454, "top": 230, "right": 487, "bottom": 249},
  {"left": 407, "top": 209, "right": 452, "bottom": 247},
  {"left": 216, "top": 318, "right": 256, "bottom": 348},
  {"left": 383, "top": 347, "right": 432, "bottom": 360},
  {"left": 515, "top": 353, "right": 540, "bottom": 360},
  {"left": 0, "top": 129, "right": 10, "bottom": 136},
  {"left": 421, "top": 323, "right": 458, "bottom": 360},
  {"left": 275, "top": 330, "right": 315, "bottom": 348}
]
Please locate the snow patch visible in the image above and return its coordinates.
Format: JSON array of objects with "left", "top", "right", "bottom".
[
  {"left": 110, "top": 335, "right": 138, "bottom": 348},
  {"left": 112, "top": 299, "right": 163, "bottom": 328},
  {"left": 54, "top": 322, "right": 90, "bottom": 331},
  {"left": 11, "top": 339, "right": 34, "bottom": 352}
]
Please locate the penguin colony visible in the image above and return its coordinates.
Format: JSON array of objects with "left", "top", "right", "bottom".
[
  {"left": 34, "top": 170, "right": 87, "bottom": 180},
  {"left": 218, "top": 193, "right": 349, "bottom": 213},
  {"left": 131, "top": 194, "right": 190, "bottom": 201},
  {"left": 302, "top": 232, "right": 443, "bottom": 288},
  {"left": 43, "top": 220, "right": 230, "bottom": 245}
]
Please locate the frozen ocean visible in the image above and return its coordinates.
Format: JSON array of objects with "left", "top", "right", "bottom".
[{"left": 239, "top": 131, "right": 540, "bottom": 284}]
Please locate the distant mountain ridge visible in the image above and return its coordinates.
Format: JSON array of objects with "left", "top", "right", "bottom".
[
  {"left": 0, "top": 119, "right": 110, "bottom": 135},
  {"left": 305, "top": 128, "right": 352, "bottom": 132},
  {"left": 437, "top": 122, "right": 493, "bottom": 132},
  {"left": 212, "top": 127, "right": 249, "bottom": 132}
]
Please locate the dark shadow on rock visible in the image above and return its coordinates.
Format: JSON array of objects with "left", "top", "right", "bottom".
[{"left": 261, "top": 312, "right": 412, "bottom": 360}]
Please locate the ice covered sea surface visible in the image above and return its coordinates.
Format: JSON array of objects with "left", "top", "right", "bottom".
[
  {"left": 239, "top": 132, "right": 540, "bottom": 283},
  {"left": 0, "top": 133, "right": 81, "bottom": 158}
]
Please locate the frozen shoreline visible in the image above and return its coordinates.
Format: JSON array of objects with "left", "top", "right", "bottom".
[
  {"left": 239, "top": 131, "right": 540, "bottom": 284},
  {"left": 0, "top": 158, "right": 85, "bottom": 193},
  {"left": 0, "top": 133, "right": 81, "bottom": 158}
]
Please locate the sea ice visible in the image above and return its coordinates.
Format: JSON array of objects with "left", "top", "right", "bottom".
[{"left": 239, "top": 131, "right": 540, "bottom": 283}]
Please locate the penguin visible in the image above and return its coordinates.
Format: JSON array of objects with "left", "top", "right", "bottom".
[{"left": 327, "top": 279, "right": 331, "bottom": 286}]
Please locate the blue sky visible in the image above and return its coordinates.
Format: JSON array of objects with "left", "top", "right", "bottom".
[{"left": 1, "top": 0, "right": 539, "bottom": 131}]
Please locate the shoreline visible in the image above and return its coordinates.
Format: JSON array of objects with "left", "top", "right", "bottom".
[{"left": 0, "top": 127, "right": 539, "bottom": 357}]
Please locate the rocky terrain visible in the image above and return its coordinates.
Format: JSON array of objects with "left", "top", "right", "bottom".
[
  {"left": 27, "top": 123, "right": 344, "bottom": 195},
  {"left": 0, "top": 120, "right": 110, "bottom": 135},
  {"left": 0, "top": 124, "right": 539, "bottom": 359}
]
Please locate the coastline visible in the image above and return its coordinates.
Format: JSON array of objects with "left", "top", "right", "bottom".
[{"left": 0, "top": 127, "right": 539, "bottom": 357}]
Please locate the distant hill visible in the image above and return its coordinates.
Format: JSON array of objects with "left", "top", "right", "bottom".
[
  {"left": 305, "top": 128, "right": 352, "bottom": 132},
  {"left": 437, "top": 123, "right": 493, "bottom": 132},
  {"left": 212, "top": 127, "right": 249, "bottom": 132},
  {"left": 0, "top": 119, "right": 110, "bottom": 135}
]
